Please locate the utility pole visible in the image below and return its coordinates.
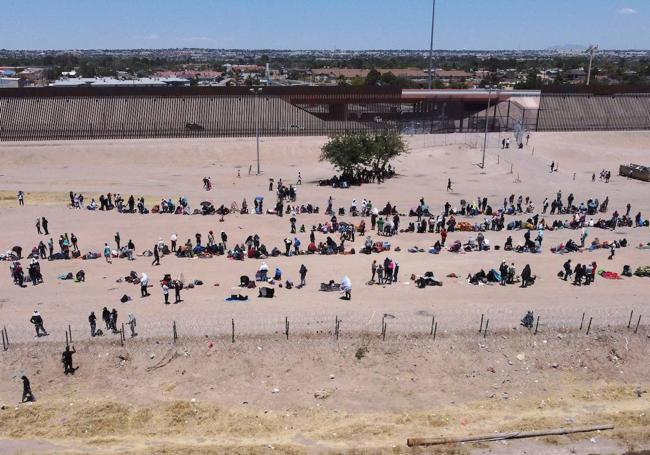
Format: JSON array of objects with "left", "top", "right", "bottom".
[
  {"left": 250, "top": 87, "right": 262, "bottom": 174},
  {"left": 427, "top": 0, "right": 437, "bottom": 89},
  {"left": 481, "top": 86, "right": 496, "bottom": 169}
]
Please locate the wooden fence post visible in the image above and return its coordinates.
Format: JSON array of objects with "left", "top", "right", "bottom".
[
  {"left": 628, "top": 310, "right": 634, "bottom": 329},
  {"left": 479, "top": 314, "right": 484, "bottom": 333},
  {"left": 231, "top": 319, "right": 235, "bottom": 343},
  {"left": 483, "top": 319, "right": 489, "bottom": 338},
  {"left": 586, "top": 317, "right": 593, "bottom": 335},
  {"left": 634, "top": 315, "right": 642, "bottom": 334}
]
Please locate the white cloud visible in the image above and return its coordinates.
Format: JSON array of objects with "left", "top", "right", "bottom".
[
  {"left": 618, "top": 7, "right": 637, "bottom": 15},
  {"left": 182, "top": 36, "right": 214, "bottom": 43}
]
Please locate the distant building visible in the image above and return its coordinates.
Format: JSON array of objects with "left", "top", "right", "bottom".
[
  {"left": 0, "top": 77, "right": 22, "bottom": 88},
  {"left": 431, "top": 69, "right": 473, "bottom": 84},
  {"left": 565, "top": 68, "right": 587, "bottom": 83},
  {"left": 50, "top": 77, "right": 190, "bottom": 88},
  {"left": 155, "top": 70, "right": 223, "bottom": 81},
  {"left": 16, "top": 68, "right": 47, "bottom": 85}
]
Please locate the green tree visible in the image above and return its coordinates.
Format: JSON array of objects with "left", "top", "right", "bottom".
[
  {"left": 365, "top": 68, "right": 381, "bottom": 86},
  {"left": 320, "top": 131, "right": 408, "bottom": 178},
  {"left": 350, "top": 75, "right": 365, "bottom": 86}
]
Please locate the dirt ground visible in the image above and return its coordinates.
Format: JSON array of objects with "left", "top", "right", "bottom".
[{"left": 0, "top": 131, "right": 649, "bottom": 454}]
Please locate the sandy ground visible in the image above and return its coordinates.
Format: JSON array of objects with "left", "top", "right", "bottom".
[{"left": 0, "top": 131, "right": 649, "bottom": 454}]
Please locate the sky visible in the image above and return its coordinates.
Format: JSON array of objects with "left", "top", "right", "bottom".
[{"left": 0, "top": 0, "right": 648, "bottom": 50}]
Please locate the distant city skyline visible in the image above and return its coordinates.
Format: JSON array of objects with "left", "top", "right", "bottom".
[{"left": 0, "top": 0, "right": 648, "bottom": 51}]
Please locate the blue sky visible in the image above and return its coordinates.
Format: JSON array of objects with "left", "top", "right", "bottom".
[{"left": 0, "top": 0, "right": 648, "bottom": 50}]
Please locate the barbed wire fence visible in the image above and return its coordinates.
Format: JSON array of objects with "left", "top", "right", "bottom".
[{"left": 2, "top": 305, "right": 646, "bottom": 354}]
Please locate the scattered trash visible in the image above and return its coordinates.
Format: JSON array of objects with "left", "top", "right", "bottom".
[{"left": 314, "top": 389, "right": 333, "bottom": 399}]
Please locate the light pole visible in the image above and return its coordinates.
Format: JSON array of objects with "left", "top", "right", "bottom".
[
  {"left": 427, "top": 0, "right": 437, "bottom": 90},
  {"left": 250, "top": 87, "right": 262, "bottom": 175},
  {"left": 481, "top": 85, "right": 497, "bottom": 169},
  {"left": 585, "top": 44, "right": 598, "bottom": 86}
]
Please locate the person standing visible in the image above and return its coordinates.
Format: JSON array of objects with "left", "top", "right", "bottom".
[
  {"left": 162, "top": 282, "right": 170, "bottom": 305},
  {"left": 100, "top": 307, "right": 110, "bottom": 330},
  {"left": 371, "top": 260, "right": 377, "bottom": 282},
  {"left": 41, "top": 217, "right": 49, "bottom": 235},
  {"left": 21, "top": 376, "right": 35, "bottom": 402},
  {"left": 110, "top": 308, "right": 118, "bottom": 333},
  {"left": 61, "top": 345, "right": 77, "bottom": 375},
  {"left": 128, "top": 313, "right": 137, "bottom": 337},
  {"left": 174, "top": 280, "right": 182, "bottom": 303},
  {"left": 114, "top": 232, "right": 121, "bottom": 250},
  {"left": 393, "top": 261, "right": 400, "bottom": 283},
  {"left": 170, "top": 233, "right": 178, "bottom": 252},
  {"left": 89, "top": 311, "right": 97, "bottom": 337},
  {"left": 140, "top": 273, "right": 150, "bottom": 297},
  {"left": 299, "top": 264, "right": 307, "bottom": 287},
  {"left": 17, "top": 191, "right": 25, "bottom": 206},
  {"left": 35, "top": 218, "right": 42, "bottom": 235}
]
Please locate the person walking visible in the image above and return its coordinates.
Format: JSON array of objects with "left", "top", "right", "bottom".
[
  {"left": 30, "top": 310, "right": 48, "bottom": 337},
  {"left": 35, "top": 218, "right": 42, "bottom": 235},
  {"left": 103, "top": 243, "right": 112, "bottom": 264},
  {"left": 563, "top": 259, "right": 572, "bottom": 281},
  {"left": 152, "top": 244, "right": 160, "bottom": 266},
  {"left": 21, "top": 376, "right": 35, "bottom": 402},
  {"left": 446, "top": 178, "right": 453, "bottom": 192},
  {"left": 114, "top": 232, "right": 121, "bottom": 251},
  {"left": 41, "top": 217, "right": 49, "bottom": 235},
  {"left": 220, "top": 231, "right": 228, "bottom": 250}
]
